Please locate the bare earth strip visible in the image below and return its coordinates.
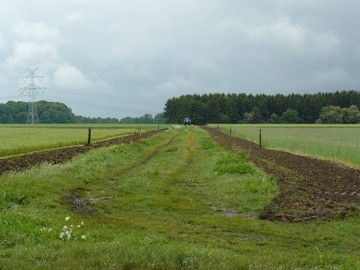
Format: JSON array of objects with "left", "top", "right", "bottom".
[
  {"left": 204, "top": 127, "right": 360, "bottom": 222},
  {"left": 0, "top": 130, "right": 160, "bottom": 176}
]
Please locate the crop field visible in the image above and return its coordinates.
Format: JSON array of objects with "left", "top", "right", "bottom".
[
  {"left": 1, "top": 126, "right": 360, "bottom": 269},
  {"left": 0, "top": 124, "right": 161, "bottom": 157},
  {"left": 213, "top": 124, "right": 360, "bottom": 167}
]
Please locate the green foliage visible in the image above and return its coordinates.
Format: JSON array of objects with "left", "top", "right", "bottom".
[
  {"left": 1, "top": 126, "right": 360, "bottom": 269},
  {"left": 75, "top": 115, "right": 120, "bottom": 124},
  {"left": 119, "top": 113, "right": 165, "bottom": 124},
  {"left": 215, "top": 152, "right": 254, "bottom": 174},
  {"left": 0, "top": 100, "right": 76, "bottom": 124},
  {"left": 281, "top": 108, "right": 302, "bottom": 123},
  {"left": 0, "top": 100, "right": 164, "bottom": 124},
  {"left": 318, "top": 105, "right": 360, "bottom": 124},
  {"left": 164, "top": 90, "right": 360, "bottom": 124}
]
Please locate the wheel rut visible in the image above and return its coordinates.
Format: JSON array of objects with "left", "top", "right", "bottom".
[{"left": 116, "top": 132, "right": 181, "bottom": 176}]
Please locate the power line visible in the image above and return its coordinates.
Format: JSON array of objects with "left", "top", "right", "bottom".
[
  {"left": 45, "top": 94, "right": 155, "bottom": 114},
  {"left": 45, "top": 83, "right": 158, "bottom": 106},
  {"left": 0, "top": 83, "right": 19, "bottom": 89},
  {"left": 0, "top": 81, "right": 163, "bottom": 116},
  {"left": 0, "top": 95, "right": 24, "bottom": 101}
]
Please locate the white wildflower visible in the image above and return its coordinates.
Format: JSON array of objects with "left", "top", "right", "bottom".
[
  {"left": 81, "top": 235, "right": 87, "bottom": 240},
  {"left": 65, "top": 216, "right": 70, "bottom": 222},
  {"left": 63, "top": 225, "right": 68, "bottom": 230},
  {"left": 59, "top": 232, "right": 65, "bottom": 239}
]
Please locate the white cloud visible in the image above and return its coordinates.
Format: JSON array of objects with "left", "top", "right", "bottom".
[
  {"left": 62, "top": 11, "right": 85, "bottom": 23},
  {"left": 53, "top": 64, "right": 92, "bottom": 89},
  {"left": 6, "top": 41, "right": 59, "bottom": 70},
  {"left": 0, "top": 34, "right": 4, "bottom": 49},
  {"left": 221, "top": 16, "right": 342, "bottom": 56},
  {"left": 247, "top": 17, "right": 337, "bottom": 54},
  {"left": 13, "top": 21, "right": 60, "bottom": 43},
  {"left": 155, "top": 75, "right": 201, "bottom": 96},
  {"left": 0, "top": 0, "right": 359, "bottom": 118},
  {"left": 5, "top": 21, "right": 62, "bottom": 76}
]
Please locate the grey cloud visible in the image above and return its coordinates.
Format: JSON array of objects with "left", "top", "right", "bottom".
[{"left": 0, "top": 0, "right": 359, "bottom": 118}]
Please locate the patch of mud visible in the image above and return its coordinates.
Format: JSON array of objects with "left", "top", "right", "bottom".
[
  {"left": 63, "top": 189, "right": 97, "bottom": 216},
  {"left": 204, "top": 127, "right": 360, "bottom": 222},
  {"left": 211, "top": 205, "right": 240, "bottom": 217}
]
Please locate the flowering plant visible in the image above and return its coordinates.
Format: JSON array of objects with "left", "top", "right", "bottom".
[{"left": 59, "top": 216, "right": 88, "bottom": 241}]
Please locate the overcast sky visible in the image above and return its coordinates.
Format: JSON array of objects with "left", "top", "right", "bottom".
[{"left": 0, "top": 0, "right": 359, "bottom": 118}]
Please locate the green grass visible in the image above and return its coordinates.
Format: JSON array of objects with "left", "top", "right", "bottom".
[
  {"left": 0, "top": 124, "right": 165, "bottom": 157},
  {"left": 214, "top": 124, "right": 360, "bottom": 167},
  {"left": 1, "top": 126, "right": 360, "bottom": 269}
]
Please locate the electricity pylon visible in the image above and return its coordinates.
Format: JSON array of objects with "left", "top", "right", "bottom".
[{"left": 19, "top": 68, "right": 46, "bottom": 124}]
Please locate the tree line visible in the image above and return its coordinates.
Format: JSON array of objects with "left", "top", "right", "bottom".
[
  {"left": 163, "top": 90, "right": 360, "bottom": 124},
  {"left": 0, "top": 101, "right": 77, "bottom": 124},
  {"left": 0, "top": 100, "right": 164, "bottom": 124},
  {"left": 119, "top": 113, "right": 165, "bottom": 124}
]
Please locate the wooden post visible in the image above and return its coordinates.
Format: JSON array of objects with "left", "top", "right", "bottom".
[
  {"left": 259, "top": 128, "right": 262, "bottom": 148},
  {"left": 230, "top": 127, "right": 232, "bottom": 135},
  {"left": 87, "top": 127, "right": 92, "bottom": 145}
]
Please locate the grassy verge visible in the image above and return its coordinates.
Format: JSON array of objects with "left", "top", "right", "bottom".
[
  {"left": 214, "top": 124, "right": 360, "bottom": 167},
  {"left": 0, "top": 126, "right": 359, "bottom": 269},
  {"left": 0, "top": 126, "right": 137, "bottom": 157}
]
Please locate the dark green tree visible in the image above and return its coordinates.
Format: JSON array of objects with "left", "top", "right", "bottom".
[{"left": 281, "top": 109, "right": 302, "bottom": 123}]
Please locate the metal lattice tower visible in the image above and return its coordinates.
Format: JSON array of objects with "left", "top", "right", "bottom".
[{"left": 19, "top": 68, "right": 46, "bottom": 124}]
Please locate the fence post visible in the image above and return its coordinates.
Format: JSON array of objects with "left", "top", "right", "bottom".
[
  {"left": 259, "top": 128, "right": 262, "bottom": 148},
  {"left": 230, "top": 127, "right": 232, "bottom": 135},
  {"left": 87, "top": 127, "right": 92, "bottom": 145}
]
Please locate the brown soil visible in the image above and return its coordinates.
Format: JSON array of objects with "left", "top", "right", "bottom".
[
  {"left": 0, "top": 130, "right": 159, "bottom": 176},
  {"left": 204, "top": 127, "right": 360, "bottom": 222}
]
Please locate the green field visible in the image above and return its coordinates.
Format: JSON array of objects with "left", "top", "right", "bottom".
[
  {"left": 1, "top": 126, "right": 360, "bottom": 269},
  {"left": 213, "top": 124, "right": 360, "bottom": 167},
  {"left": 0, "top": 124, "right": 163, "bottom": 157}
]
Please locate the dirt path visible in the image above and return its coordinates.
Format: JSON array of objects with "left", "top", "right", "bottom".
[
  {"left": 204, "top": 127, "right": 360, "bottom": 222},
  {"left": 0, "top": 130, "right": 160, "bottom": 176}
]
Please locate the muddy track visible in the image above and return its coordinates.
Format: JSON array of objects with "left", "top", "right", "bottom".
[
  {"left": 204, "top": 127, "right": 360, "bottom": 222},
  {"left": 0, "top": 130, "right": 161, "bottom": 176}
]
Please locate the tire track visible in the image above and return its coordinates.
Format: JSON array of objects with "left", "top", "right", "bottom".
[{"left": 115, "top": 131, "right": 181, "bottom": 176}]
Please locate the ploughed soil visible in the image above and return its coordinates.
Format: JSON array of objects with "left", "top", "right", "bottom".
[
  {"left": 204, "top": 127, "right": 360, "bottom": 222},
  {"left": 0, "top": 130, "right": 159, "bottom": 176}
]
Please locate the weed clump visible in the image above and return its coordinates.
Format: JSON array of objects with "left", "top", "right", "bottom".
[{"left": 215, "top": 152, "right": 254, "bottom": 175}]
